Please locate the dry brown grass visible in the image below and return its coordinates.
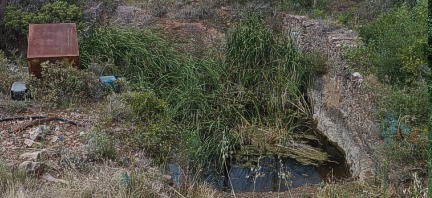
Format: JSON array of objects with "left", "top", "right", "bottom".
[{"left": 0, "top": 163, "right": 219, "bottom": 198}]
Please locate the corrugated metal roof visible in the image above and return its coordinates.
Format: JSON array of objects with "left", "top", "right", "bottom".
[{"left": 27, "top": 23, "right": 79, "bottom": 58}]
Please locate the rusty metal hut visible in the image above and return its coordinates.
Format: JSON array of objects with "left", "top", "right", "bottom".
[{"left": 27, "top": 23, "right": 80, "bottom": 78}]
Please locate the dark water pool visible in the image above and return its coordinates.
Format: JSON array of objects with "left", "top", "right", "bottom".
[
  {"left": 168, "top": 132, "right": 350, "bottom": 192},
  {"left": 169, "top": 151, "right": 349, "bottom": 192},
  {"left": 225, "top": 156, "right": 321, "bottom": 192}
]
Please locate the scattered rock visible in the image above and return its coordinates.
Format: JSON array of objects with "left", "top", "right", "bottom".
[
  {"left": 58, "top": 135, "right": 65, "bottom": 142},
  {"left": 24, "top": 139, "right": 34, "bottom": 147},
  {"left": 111, "top": 6, "right": 156, "bottom": 26},
  {"left": 162, "top": 174, "right": 172, "bottom": 181},
  {"left": 83, "top": 2, "right": 103, "bottom": 23},
  {"left": 19, "top": 161, "right": 47, "bottom": 176},
  {"left": 51, "top": 136, "right": 59, "bottom": 143},
  {"left": 29, "top": 125, "right": 48, "bottom": 140},
  {"left": 43, "top": 173, "right": 68, "bottom": 184},
  {"left": 19, "top": 150, "right": 48, "bottom": 161}
]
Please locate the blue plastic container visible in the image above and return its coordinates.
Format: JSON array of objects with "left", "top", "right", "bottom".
[{"left": 99, "top": 76, "right": 118, "bottom": 92}]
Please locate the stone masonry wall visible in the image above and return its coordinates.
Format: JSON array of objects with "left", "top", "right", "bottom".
[{"left": 279, "top": 13, "right": 381, "bottom": 180}]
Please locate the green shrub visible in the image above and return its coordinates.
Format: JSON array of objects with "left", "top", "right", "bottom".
[
  {"left": 0, "top": 50, "right": 24, "bottom": 93},
  {"left": 355, "top": 0, "right": 427, "bottom": 85},
  {"left": 302, "top": 51, "right": 329, "bottom": 75},
  {"left": 311, "top": 8, "right": 325, "bottom": 19},
  {"left": 0, "top": 51, "right": 14, "bottom": 93},
  {"left": 2, "top": 1, "right": 83, "bottom": 51},
  {"left": 78, "top": 25, "right": 178, "bottom": 82},
  {"left": 383, "top": 138, "right": 427, "bottom": 166},
  {"left": 278, "top": 0, "right": 329, "bottom": 13},
  {"left": 4, "top": 1, "right": 83, "bottom": 35},
  {"left": 122, "top": 92, "right": 167, "bottom": 123},
  {"left": 85, "top": 132, "right": 117, "bottom": 161},
  {"left": 102, "top": 92, "right": 172, "bottom": 164},
  {"left": 4, "top": 100, "right": 28, "bottom": 115},
  {"left": 25, "top": 61, "right": 102, "bottom": 107},
  {"left": 121, "top": 92, "right": 170, "bottom": 156},
  {"left": 369, "top": 79, "right": 429, "bottom": 126}
]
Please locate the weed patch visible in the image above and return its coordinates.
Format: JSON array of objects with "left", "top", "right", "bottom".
[{"left": 25, "top": 61, "right": 102, "bottom": 108}]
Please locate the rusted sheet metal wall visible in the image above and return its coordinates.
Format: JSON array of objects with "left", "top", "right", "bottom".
[{"left": 27, "top": 23, "right": 80, "bottom": 78}]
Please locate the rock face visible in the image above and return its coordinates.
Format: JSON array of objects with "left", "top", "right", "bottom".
[
  {"left": 19, "top": 150, "right": 48, "bottom": 161},
  {"left": 19, "top": 161, "right": 47, "bottom": 176},
  {"left": 111, "top": 6, "right": 156, "bottom": 26},
  {"left": 279, "top": 13, "right": 380, "bottom": 180}
]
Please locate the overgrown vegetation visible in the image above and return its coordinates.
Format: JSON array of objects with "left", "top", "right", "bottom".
[
  {"left": 346, "top": 0, "right": 428, "bottom": 130},
  {"left": 279, "top": 0, "right": 420, "bottom": 27},
  {"left": 351, "top": 1, "right": 428, "bottom": 85},
  {"left": 2, "top": 1, "right": 83, "bottom": 51},
  {"left": 4, "top": 1, "right": 83, "bottom": 34},
  {"left": 25, "top": 61, "right": 102, "bottom": 107},
  {"left": 0, "top": 50, "right": 25, "bottom": 93},
  {"left": 0, "top": 162, "right": 36, "bottom": 196},
  {"left": 339, "top": 0, "right": 429, "bottom": 196},
  {"left": 0, "top": 0, "right": 429, "bottom": 196},
  {"left": 86, "top": 14, "right": 327, "bottom": 172}
]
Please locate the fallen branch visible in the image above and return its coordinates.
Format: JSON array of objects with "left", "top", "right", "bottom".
[
  {"left": 13, "top": 117, "right": 82, "bottom": 132},
  {"left": 0, "top": 116, "right": 47, "bottom": 122}
]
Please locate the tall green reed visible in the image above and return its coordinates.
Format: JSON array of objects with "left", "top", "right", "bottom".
[{"left": 79, "top": 14, "right": 323, "bottom": 172}]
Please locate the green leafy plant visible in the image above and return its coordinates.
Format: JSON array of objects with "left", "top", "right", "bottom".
[
  {"left": 101, "top": 92, "right": 173, "bottom": 164},
  {"left": 25, "top": 61, "right": 102, "bottom": 107},
  {"left": 84, "top": 13, "right": 330, "bottom": 176},
  {"left": 4, "top": 100, "right": 28, "bottom": 115},
  {"left": 278, "top": 0, "right": 329, "bottom": 14},
  {"left": 2, "top": 1, "right": 83, "bottom": 51},
  {"left": 355, "top": 0, "right": 427, "bottom": 85},
  {"left": 85, "top": 131, "right": 117, "bottom": 161},
  {"left": 4, "top": 1, "right": 83, "bottom": 35}
]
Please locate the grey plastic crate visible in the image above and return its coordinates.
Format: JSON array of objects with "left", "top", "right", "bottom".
[{"left": 10, "top": 82, "right": 28, "bottom": 100}]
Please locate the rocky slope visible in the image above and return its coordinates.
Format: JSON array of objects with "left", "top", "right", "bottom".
[{"left": 279, "top": 13, "right": 380, "bottom": 180}]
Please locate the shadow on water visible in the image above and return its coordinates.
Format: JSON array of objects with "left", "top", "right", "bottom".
[
  {"left": 168, "top": 132, "right": 350, "bottom": 193},
  {"left": 225, "top": 156, "right": 320, "bottom": 192}
]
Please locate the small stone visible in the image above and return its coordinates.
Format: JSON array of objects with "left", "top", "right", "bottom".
[
  {"left": 43, "top": 173, "right": 68, "bottom": 184},
  {"left": 58, "top": 135, "right": 65, "bottom": 142},
  {"left": 24, "top": 139, "right": 34, "bottom": 147},
  {"left": 79, "top": 131, "right": 85, "bottom": 136},
  {"left": 162, "top": 175, "right": 172, "bottom": 181},
  {"left": 19, "top": 150, "right": 48, "bottom": 161},
  {"left": 51, "top": 136, "right": 59, "bottom": 143},
  {"left": 352, "top": 72, "right": 363, "bottom": 79},
  {"left": 29, "top": 125, "right": 48, "bottom": 140}
]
